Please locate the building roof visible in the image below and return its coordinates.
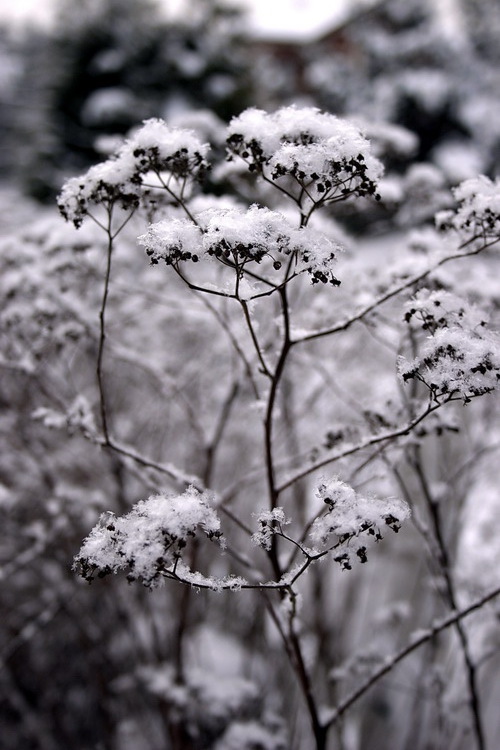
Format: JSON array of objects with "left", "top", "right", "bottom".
[{"left": 242, "top": 0, "right": 385, "bottom": 44}]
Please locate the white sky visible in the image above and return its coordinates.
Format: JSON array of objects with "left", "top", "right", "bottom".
[
  {"left": 0, "top": 0, "right": 53, "bottom": 27},
  {"left": 0, "top": 0, "right": 351, "bottom": 36},
  {"left": 0, "top": 0, "right": 465, "bottom": 43}
]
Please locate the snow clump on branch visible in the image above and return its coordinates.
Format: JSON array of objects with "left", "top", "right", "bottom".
[
  {"left": 251, "top": 508, "right": 290, "bottom": 551},
  {"left": 58, "top": 118, "right": 210, "bottom": 227},
  {"left": 436, "top": 175, "right": 500, "bottom": 245},
  {"left": 139, "top": 205, "right": 343, "bottom": 285},
  {"left": 310, "top": 477, "right": 410, "bottom": 570},
  {"left": 226, "top": 106, "right": 383, "bottom": 203},
  {"left": 74, "top": 486, "right": 223, "bottom": 587},
  {"left": 399, "top": 289, "right": 500, "bottom": 403}
]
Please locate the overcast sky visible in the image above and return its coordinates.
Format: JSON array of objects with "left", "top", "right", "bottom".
[
  {"left": 0, "top": 0, "right": 353, "bottom": 37},
  {"left": 0, "top": 0, "right": 464, "bottom": 45}
]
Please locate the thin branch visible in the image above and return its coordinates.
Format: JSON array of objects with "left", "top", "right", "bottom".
[
  {"left": 94, "top": 435, "right": 203, "bottom": 490},
  {"left": 196, "top": 294, "right": 261, "bottom": 398},
  {"left": 410, "top": 446, "right": 485, "bottom": 750},
  {"left": 239, "top": 298, "right": 272, "bottom": 377},
  {"left": 323, "top": 583, "right": 500, "bottom": 729},
  {"left": 96, "top": 207, "right": 114, "bottom": 443},
  {"left": 264, "top": 286, "right": 293, "bottom": 576},
  {"left": 278, "top": 399, "right": 450, "bottom": 493},
  {"left": 203, "top": 379, "right": 240, "bottom": 486},
  {"left": 263, "top": 593, "right": 327, "bottom": 750},
  {"left": 294, "top": 238, "right": 500, "bottom": 345}
]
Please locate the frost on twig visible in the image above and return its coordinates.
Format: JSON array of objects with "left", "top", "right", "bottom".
[{"left": 74, "top": 486, "right": 224, "bottom": 587}]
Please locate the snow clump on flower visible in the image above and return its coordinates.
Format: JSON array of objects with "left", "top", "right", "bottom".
[
  {"left": 139, "top": 205, "right": 343, "bottom": 285},
  {"left": 226, "top": 106, "right": 383, "bottom": 204},
  {"left": 58, "top": 118, "right": 209, "bottom": 227},
  {"left": 310, "top": 477, "right": 410, "bottom": 570},
  {"left": 74, "top": 486, "right": 223, "bottom": 587},
  {"left": 436, "top": 175, "right": 500, "bottom": 244},
  {"left": 400, "top": 289, "right": 500, "bottom": 402},
  {"left": 252, "top": 508, "right": 290, "bottom": 551},
  {"left": 138, "top": 218, "right": 203, "bottom": 265}
]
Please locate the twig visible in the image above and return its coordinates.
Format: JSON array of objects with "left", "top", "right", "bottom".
[
  {"left": 323, "top": 583, "right": 500, "bottom": 729},
  {"left": 278, "top": 399, "right": 451, "bottom": 493},
  {"left": 96, "top": 205, "right": 115, "bottom": 443},
  {"left": 294, "top": 237, "right": 500, "bottom": 345}
]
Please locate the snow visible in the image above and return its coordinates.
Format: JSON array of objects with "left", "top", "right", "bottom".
[
  {"left": 432, "top": 141, "right": 485, "bottom": 185},
  {"left": 125, "top": 119, "right": 210, "bottom": 164},
  {"left": 75, "top": 486, "right": 223, "bottom": 586},
  {"left": 400, "top": 326, "right": 500, "bottom": 402},
  {"left": 81, "top": 87, "right": 138, "bottom": 127},
  {"left": 238, "top": 0, "right": 380, "bottom": 43},
  {"left": 251, "top": 508, "right": 290, "bottom": 551},
  {"left": 399, "top": 289, "right": 500, "bottom": 401},
  {"left": 227, "top": 106, "right": 383, "bottom": 187},
  {"left": 215, "top": 720, "right": 286, "bottom": 750},
  {"left": 139, "top": 659, "right": 286, "bottom": 748},
  {"left": 58, "top": 119, "right": 209, "bottom": 227},
  {"left": 32, "top": 395, "right": 97, "bottom": 438},
  {"left": 444, "top": 176, "right": 500, "bottom": 240},
  {"left": 138, "top": 218, "right": 203, "bottom": 265},
  {"left": 310, "top": 476, "right": 410, "bottom": 546},
  {"left": 139, "top": 203, "right": 343, "bottom": 286},
  {"left": 456, "top": 466, "right": 500, "bottom": 592}
]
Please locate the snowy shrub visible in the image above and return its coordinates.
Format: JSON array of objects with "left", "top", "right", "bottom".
[{"left": 58, "top": 119, "right": 210, "bottom": 227}]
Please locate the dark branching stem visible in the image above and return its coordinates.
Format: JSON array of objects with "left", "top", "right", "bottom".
[
  {"left": 265, "top": 286, "right": 292, "bottom": 577},
  {"left": 203, "top": 380, "right": 240, "bottom": 487},
  {"left": 96, "top": 206, "right": 115, "bottom": 444},
  {"left": 95, "top": 204, "right": 138, "bottom": 445},
  {"left": 289, "top": 627, "right": 328, "bottom": 750},
  {"left": 247, "top": 279, "right": 327, "bottom": 748},
  {"left": 278, "top": 398, "right": 452, "bottom": 493},
  {"left": 264, "top": 595, "right": 328, "bottom": 750},
  {"left": 324, "top": 583, "right": 500, "bottom": 731},
  {"left": 239, "top": 298, "right": 272, "bottom": 378},
  {"left": 411, "top": 447, "right": 486, "bottom": 750},
  {"left": 196, "top": 294, "right": 260, "bottom": 398},
  {"left": 295, "top": 235, "right": 500, "bottom": 345}
]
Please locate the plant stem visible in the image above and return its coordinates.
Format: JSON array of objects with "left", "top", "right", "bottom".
[
  {"left": 96, "top": 207, "right": 114, "bottom": 444},
  {"left": 325, "top": 583, "right": 500, "bottom": 730},
  {"left": 264, "top": 286, "right": 292, "bottom": 577}
]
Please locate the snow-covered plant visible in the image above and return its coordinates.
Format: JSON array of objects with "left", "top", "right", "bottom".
[
  {"left": 226, "top": 107, "right": 382, "bottom": 219},
  {"left": 58, "top": 119, "right": 210, "bottom": 228},
  {"left": 49, "top": 105, "right": 500, "bottom": 750},
  {"left": 400, "top": 290, "right": 500, "bottom": 402},
  {"left": 310, "top": 477, "right": 410, "bottom": 569},
  {"left": 75, "top": 486, "right": 224, "bottom": 587},
  {"left": 139, "top": 205, "right": 342, "bottom": 286},
  {"left": 437, "top": 175, "right": 500, "bottom": 244}
]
